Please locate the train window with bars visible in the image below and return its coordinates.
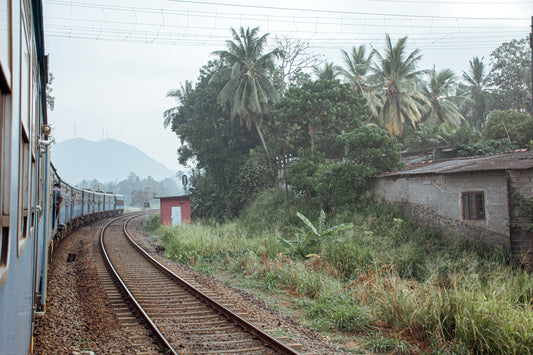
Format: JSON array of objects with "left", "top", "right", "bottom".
[{"left": 462, "top": 192, "right": 485, "bottom": 220}]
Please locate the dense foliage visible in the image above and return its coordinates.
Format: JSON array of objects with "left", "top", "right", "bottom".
[
  {"left": 482, "top": 109, "right": 533, "bottom": 148},
  {"left": 164, "top": 28, "right": 532, "bottom": 219},
  {"left": 274, "top": 79, "right": 368, "bottom": 157},
  {"left": 488, "top": 37, "right": 532, "bottom": 114},
  {"left": 158, "top": 28, "right": 533, "bottom": 353},
  {"left": 165, "top": 60, "right": 272, "bottom": 219},
  {"left": 337, "top": 125, "right": 403, "bottom": 174}
]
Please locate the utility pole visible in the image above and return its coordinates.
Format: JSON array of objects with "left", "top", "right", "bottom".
[{"left": 530, "top": 16, "right": 533, "bottom": 130}]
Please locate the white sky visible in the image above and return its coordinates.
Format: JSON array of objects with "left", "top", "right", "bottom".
[{"left": 43, "top": 0, "right": 532, "bottom": 171}]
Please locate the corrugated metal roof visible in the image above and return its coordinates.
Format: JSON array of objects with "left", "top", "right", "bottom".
[{"left": 380, "top": 149, "right": 533, "bottom": 177}]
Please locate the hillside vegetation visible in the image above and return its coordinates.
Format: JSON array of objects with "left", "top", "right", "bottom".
[
  {"left": 157, "top": 28, "right": 533, "bottom": 353},
  {"left": 147, "top": 191, "right": 533, "bottom": 353}
]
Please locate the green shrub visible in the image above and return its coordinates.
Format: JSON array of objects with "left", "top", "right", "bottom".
[
  {"left": 143, "top": 213, "right": 161, "bottom": 233},
  {"left": 316, "top": 162, "right": 373, "bottom": 210},
  {"left": 280, "top": 210, "right": 353, "bottom": 258},
  {"left": 482, "top": 110, "right": 533, "bottom": 147},
  {"left": 337, "top": 125, "right": 404, "bottom": 174},
  {"left": 457, "top": 138, "right": 517, "bottom": 157},
  {"left": 236, "top": 187, "right": 315, "bottom": 235}
]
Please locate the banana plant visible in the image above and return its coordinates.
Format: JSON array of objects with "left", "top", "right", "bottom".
[{"left": 281, "top": 210, "right": 353, "bottom": 258}]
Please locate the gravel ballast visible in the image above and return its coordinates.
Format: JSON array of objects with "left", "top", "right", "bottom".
[{"left": 33, "top": 216, "right": 345, "bottom": 354}]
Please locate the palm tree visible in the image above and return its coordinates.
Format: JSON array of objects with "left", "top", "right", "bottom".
[
  {"left": 340, "top": 45, "right": 374, "bottom": 93},
  {"left": 313, "top": 62, "right": 342, "bottom": 80},
  {"left": 369, "top": 34, "right": 427, "bottom": 137},
  {"left": 211, "top": 27, "right": 280, "bottom": 161},
  {"left": 461, "top": 56, "right": 492, "bottom": 130},
  {"left": 163, "top": 80, "right": 193, "bottom": 129},
  {"left": 420, "top": 67, "right": 466, "bottom": 127}
]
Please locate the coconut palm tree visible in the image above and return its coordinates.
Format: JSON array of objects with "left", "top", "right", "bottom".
[
  {"left": 313, "top": 62, "right": 342, "bottom": 80},
  {"left": 420, "top": 67, "right": 466, "bottom": 127},
  {"left": 461, "top": 56, "right": 492, "bottom": 130},
  {"left": 211, "top": 27, "right": 280, "bottom": 161},
  {"left": 164, "top": 80, "right": 193, "bottom": 129},
  {"left": 369, "top": 34, "right": 427, "bottom": 137},
  {"left": 340, "top": 45, "right": 374, "bottom": 93}
]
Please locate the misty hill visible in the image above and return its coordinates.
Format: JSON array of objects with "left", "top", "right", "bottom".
[{"left": 52, "top": 138, "right": 176, "bottom": 184}]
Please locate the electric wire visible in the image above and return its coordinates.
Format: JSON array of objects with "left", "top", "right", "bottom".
[{"left": 42, "top": 0, "right": 530, "bottom": 50}]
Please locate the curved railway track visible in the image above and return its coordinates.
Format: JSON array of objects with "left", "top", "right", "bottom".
[{"left": 100, "top": 214, "right": 301, "bottom": 354}]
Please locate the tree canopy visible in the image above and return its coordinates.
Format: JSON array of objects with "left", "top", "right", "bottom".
[
  {"left": 211, "top": 27, "right": 280, "bottom": 164},
  {"left": 274, "top": 79, "right": 369, "bottom": 157},
  {"left": 163, "top": 30, "right": 530, "bottom": 219},
  {"left": 488, "top": 38, "right": 532, "bottom": 114},
  {"left": 369, "top": 35, "right": 428, "bottom": 137},
  {"left": 461, "top": 56, "right": 492, "bottom": 130},
  {"left": 482, "top": 110, "right": 533, "bottom": 148}
]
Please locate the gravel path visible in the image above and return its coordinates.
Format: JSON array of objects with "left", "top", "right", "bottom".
[{"left": 34, "top": 220, "right": 144, "bottom": 354}]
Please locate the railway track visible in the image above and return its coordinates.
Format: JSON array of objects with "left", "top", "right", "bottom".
[{"left": 100, "top": 214, "right": 302, "bottom": 354}]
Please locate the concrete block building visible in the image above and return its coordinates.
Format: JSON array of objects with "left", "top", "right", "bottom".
[{"left": 370, "top": 150, "right": 533, "bottom": 261}]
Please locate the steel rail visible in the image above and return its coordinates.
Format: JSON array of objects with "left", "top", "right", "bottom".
[
  {"left": 99, "top": 213, "right": 178, "bottom": 355},
  {"left": 123, "top": 216, "right": 300, "bottom": 355}
]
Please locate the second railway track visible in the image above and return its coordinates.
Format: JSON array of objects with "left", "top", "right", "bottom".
[{"left": 100, "top": 214, "right": 302, "bottom": 354}]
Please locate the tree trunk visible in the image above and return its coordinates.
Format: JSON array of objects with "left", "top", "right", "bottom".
[{"left": 253, "top": 119, "right": 275, "bottom": 175}]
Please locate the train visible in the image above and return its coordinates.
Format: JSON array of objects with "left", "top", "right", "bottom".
[{"left": 0, "top": 1, "right": 124, "bottom": 353}]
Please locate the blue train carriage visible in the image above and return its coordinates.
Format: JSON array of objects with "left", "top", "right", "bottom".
[
  {"left": 49, "top": 172, "right": 84, "bottom": 240},
  {"left": 0, "top": 0, "right": 52, "bottom": 353},
  {"left": 103, "top": 192, "right": 113, "bottom": 216},
  {"left": 93, "top": 191, "right": 103, "bottom": 216},
  {"left": 83, "top": 189, "right": 94, "bottom": 216},
  {"left": 115, "top": 194, "right": 125, "bottom": 214}
]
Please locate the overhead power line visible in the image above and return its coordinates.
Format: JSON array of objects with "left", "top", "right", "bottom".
[
  {"left": 42, "top": 0, "right": 530, "bottom": 50},
  {"left": 44, "top": 0, "right": 530, "bottom": 22},
  {"left": 164, "top": 0, "right": 529, "bottom": 20}
]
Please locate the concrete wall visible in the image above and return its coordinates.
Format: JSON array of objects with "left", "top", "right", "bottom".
[
  {"left": 370, "top": 171, "right": 510, "bottom": 248},
  {"left": 507, "top": 170, "right": 533, "bottom": 258}
]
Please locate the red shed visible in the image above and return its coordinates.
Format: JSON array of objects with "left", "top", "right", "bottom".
[{"left": 155, "top": 195, "right": 191, "bottom": 226}]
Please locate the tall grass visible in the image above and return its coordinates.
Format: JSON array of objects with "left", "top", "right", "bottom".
[
  {"left": 153, "top": 201, "right": 533, "bottom": 353},
  {"left": 157, "top": 222, "right": 285, "bottom": 265}
]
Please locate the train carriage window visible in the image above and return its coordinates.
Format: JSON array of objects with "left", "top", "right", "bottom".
[
  {"left": 17, "top": 13, "right": 32, "bottom": 254},
  {"left": 0, "top": 81, "right": 10, "bottom": 288},
  {"left": 18, "top": 128, "right": 31, "bottom": 252},
  {"left": 29, "top": 153, "right": 36, "bottom": 236},
  {"left": 0, "top": 0, "right": 10, "bottom": 76},
  {"left": 20, "top": 17, "right": 30, "bottom": 132}
]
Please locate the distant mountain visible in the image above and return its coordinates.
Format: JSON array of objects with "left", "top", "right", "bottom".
[{"left": 52, "top": 138, "right": 176, "bottom": 184}]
